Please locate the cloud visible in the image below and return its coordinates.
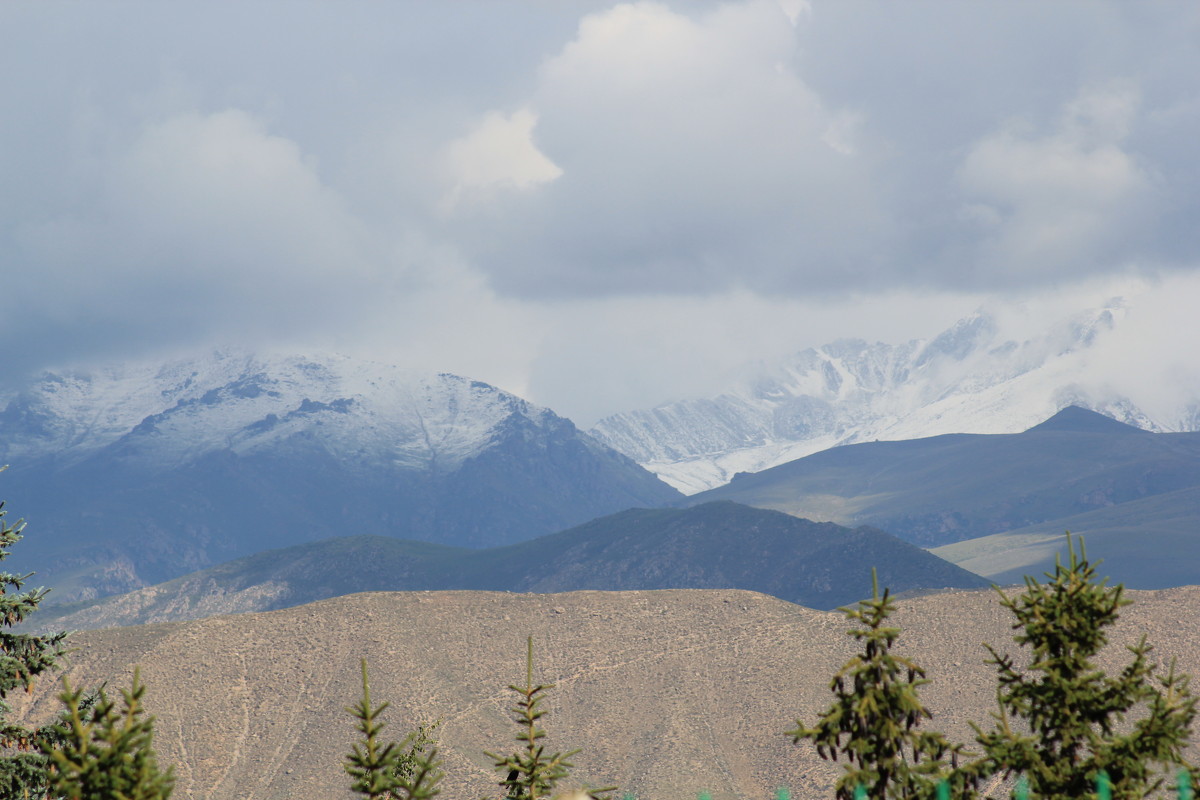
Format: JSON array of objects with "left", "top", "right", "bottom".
[
  {"left": 110, "top": 109, "right": 370, "bottom": 280},
  {"left": 441, "top": 108, "right": 563, "bottom": 210},
  {"left": 3, "top": 1, "right": 1200, "bottom": 428},
  {"left": 436, "top": 2, "right": 1200, "bottom": 300},
  {"left": 3, "top": 109, "right": 402, "bottom": 374},
  {"left": 446, "top": 0, "right": 888, "bottom": 297},
  {"left": 956, "top": 82, "right": 1156, "bottom": 283},
  {"left": 523, "top": 287, "right": 986, "bottom": 426}
]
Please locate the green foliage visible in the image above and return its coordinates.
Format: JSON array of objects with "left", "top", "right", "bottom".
[
  {"left": 346, "top": 659, "right": 443, "bottom": 800},
  {"left": 485, "top": 637, "right": 612, "bottom": 800},
  {"left": 390, "top": 720, "right": 441, "bottom": 800},
  {"left": 788, "top": 569, "right": 966, "bottom": 800},
  {"left": 49, "top": 669, "right": 174, "bottom": 800},
  {"left": 0, "top": 483, "right": 69, "bottom": 799},
  {"left": 971, "top": 535, "right": 1197, "bottom": 800}
]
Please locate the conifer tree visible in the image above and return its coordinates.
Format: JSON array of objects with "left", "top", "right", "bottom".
[
  {"left": 346, "top": 659, "right": 443, "bottom": 800},
  {"left": 390, "top": 720, "right": 441, "bottom": 800},
  {"left": 971, "top": 535, "right": 1197, "bottom": 800},
  {"left": 0, "top": 485, "right": 68, "bottom": 799},
  {"left": 485, "top": 637, "right": 612, "bottom": 800},
  {"left": 50, "top": 669, "right": 175, "bottom": 800},
  {"left": 789, "top": 569, "right": 965, "bottom": 800}
]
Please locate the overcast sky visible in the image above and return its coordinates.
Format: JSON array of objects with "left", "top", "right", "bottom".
[{"left": 3, "top": 1, "right": 1198, "bottom": 425}]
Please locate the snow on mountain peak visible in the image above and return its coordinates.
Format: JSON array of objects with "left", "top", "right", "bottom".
[
  {"left": 589, "top": 300, "right": 1181, "bottom": 494},
  {"left": 0, "top": 350, "right": 552, "bottom": 474}
]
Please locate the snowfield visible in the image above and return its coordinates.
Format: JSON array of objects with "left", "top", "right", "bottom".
[
  {"left": 0, "top": 350, "right": 556, "bottom": 475},
  {"left": 591, "top": 301, "right": 1194, "bottom": 493}
]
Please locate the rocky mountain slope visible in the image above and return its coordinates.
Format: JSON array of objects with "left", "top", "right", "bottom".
[
  {"left": 0, "top": 350, "right": 680, "bottom": 603},
  {"left": 32, "top": 501, "right": 989, "bottom": 631},
  {"left": 15, "top": 587, "right": 1200, "bottom": 800},
  {"left": 591, "top": 302, "right": 1196, "bottom": 493},
  {"left": 691, "top": 407, "right": 1200, "bottom": 587}
]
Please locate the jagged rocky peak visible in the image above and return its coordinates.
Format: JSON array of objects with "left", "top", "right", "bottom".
[
  {"left": 915, "top": 311, "right": 997, "bottom": 366},
  {"left": 590, "top": 301, "right": 1177, "bottom": 494},
  {"left": 0, "top": 349, "right": 564, "bottom": 472}
]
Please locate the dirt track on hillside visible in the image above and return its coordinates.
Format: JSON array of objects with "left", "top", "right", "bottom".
[{"left": 14, "top": 587, "right": 1200, "bottom": 800}]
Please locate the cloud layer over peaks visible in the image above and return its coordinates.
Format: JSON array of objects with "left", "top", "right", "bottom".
[{"left": 2, "top": 1, "right": 1199, "bottom": 421}]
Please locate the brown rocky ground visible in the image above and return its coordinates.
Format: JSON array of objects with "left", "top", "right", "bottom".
[{"left": 13, "top": 586, "right": 1200, "bottom": 800}]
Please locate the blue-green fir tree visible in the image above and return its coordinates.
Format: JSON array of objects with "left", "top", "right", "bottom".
[
  {"left": 789, "top": 569, "right": 966, "bottom": 800},
  {"left": 0, "top": 485, "right": 68, "bottom": 799},
  {"left": 50, "top": 670, "right": 175, "bottom": 800},
  {"left": 972, "top": 536, "right": 1197, "bottom": 800}
]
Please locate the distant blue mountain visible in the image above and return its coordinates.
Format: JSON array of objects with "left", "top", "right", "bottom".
[
  {"left": 35, "top": 501, "right": 989, "bottom": 631},
  {"left": 0, "top": 351, "right": 680, "bottom": 604},
  {"left": 690, "top": 406, "right": 1200, "bottom": 587}
]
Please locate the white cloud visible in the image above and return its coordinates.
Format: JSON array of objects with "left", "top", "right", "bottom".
[
  {"left": 1083, "top": 272, "right": 1200, "bottom": 425},
  {"left": 957, "top": 82, "right": 1155, "bottom": 280},
  {"left": 110, "top": 109, "right": 371, "bottom": 282},
  {"left": 450, "top": 0, "right": 888, "bottom": 296},
  {"left": 776, "top": 0, "right": 810, "bottom": 26},
  {"left": 441, "top": 108, "right": 563, "bottom": 211},
  {"left": 523, "top": 288, "right": 985, "bottom": 425},
  {"left": 5, "top": 108, "right": 407, "bottom": 369},
  {"left": 4, "top": 1, "right": 1200, "bottom": 428}
]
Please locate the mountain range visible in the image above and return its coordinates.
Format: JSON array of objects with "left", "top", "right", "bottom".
[
  {"left": 5, "top": 307, "right": 1200, "bottom": 613},
  {"left": 30, "top": 501, "right": 989, "bottom": 631},
  {"left": 0, "top": 351, "right": 679, "bottom": 603},
  {"left": 4, "top": 313, "right": 1200, "bottom": 800},
  {"left": 591, "top": 301, "right": 1197, "bottom": 493},
  {"left": 691, "top": 406, "right": 1200, "bottom": 587}
]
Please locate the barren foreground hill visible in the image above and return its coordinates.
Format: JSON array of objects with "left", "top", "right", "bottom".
[{"left": 13, "top": 587, "right": 1200, "bottom": 800}]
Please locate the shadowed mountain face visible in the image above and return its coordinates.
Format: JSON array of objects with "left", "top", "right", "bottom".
[
  {"left": 33, "top": 501, "right": 989, "bottom": 631},
  {"left": 689, "top": 407, "right": 1200, "bottom": 586},
  {"left": 15, "top": 587, "right": 1200, "bottom": 800},
  {"left": 1021, "top": 404, "right": 1152, "bottom": 435},
  {"left": 931, "top": 485, "right": 1200, "bottom": 588},
  {"left": 0, "top": 352, "right": 680, "bottom": 604}
]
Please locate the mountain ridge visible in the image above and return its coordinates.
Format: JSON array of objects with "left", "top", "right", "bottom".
[
  {"left": 0, "top": 350, "right": 681, "bottom": 603},
  {"left": 590, "top": 302, "right": 1194, "bottom": 493},
  {"left": 689, "top": 407, "right": 1200, "bottom": 586},
  {"left": 31, "top": 501, "right": 989, "bottom": 631}
]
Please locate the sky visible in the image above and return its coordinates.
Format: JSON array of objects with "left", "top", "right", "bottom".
[{"left": 2, "top": 1, "right": 1199, "bottom": 426}]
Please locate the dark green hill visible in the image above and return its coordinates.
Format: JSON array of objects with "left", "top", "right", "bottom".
[
  {"left": 691, "top": 406, "right": 1200, "bottom": 549},
  {"left": 32, "top": 501, "right": 988, "bottom": 630}
]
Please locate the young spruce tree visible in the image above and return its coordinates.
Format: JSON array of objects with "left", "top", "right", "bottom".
[
  {"left": 971, "top": 535, "right": 1197, "bottom": 800},
  {"left": 485, "top": 636, "right": 612, "bottom": 800},
  {"left": 0, "top": 485, "right": 69, "bottom": 799},
  {"left": 789, "top": 569, "right": 965, "bottom": 800},
  {"left": 346, "top": 659, "right": 443, "bottom": 800},
  {"left": 50, "top": 669, "right": 175, "bottom": 800}
]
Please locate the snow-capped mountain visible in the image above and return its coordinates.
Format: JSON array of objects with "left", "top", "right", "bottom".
[
  {"left": 0, "top": 350, "right": 680, "bottom": 602},
  {"left": 590, "top": 300, "right": 1192, "bottom": 494},
  {"left": 4, "top": 350, "right": 572, "bottom": 473}
]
